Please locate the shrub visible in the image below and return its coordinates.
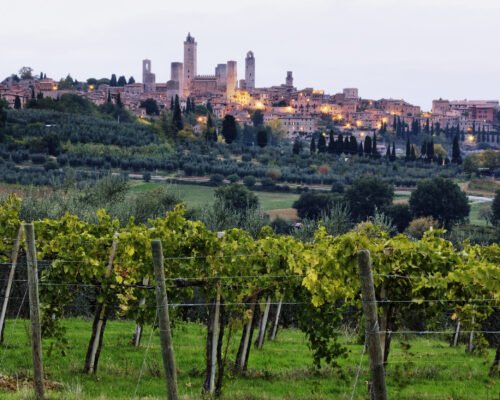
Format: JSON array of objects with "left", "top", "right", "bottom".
[
  {"left": 209, "top": 174, "right": 225, "bottom": 186},
  {"left": 243, "top": 175, "right": 256, "bottom": 187}
]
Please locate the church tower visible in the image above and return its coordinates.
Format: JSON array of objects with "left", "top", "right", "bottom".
[
  {"left": 183, "top": 33, "right": 197, "bottom": 97},
  {"left": 245, "top": 51, "right": 255, "bottom": 90}
]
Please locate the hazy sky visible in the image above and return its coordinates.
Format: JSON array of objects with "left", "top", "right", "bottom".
[{"left": 2, "top": 0, "right": 499, "bottom": 110}]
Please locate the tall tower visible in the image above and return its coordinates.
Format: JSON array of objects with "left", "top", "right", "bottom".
[
  {"left": 183, "top": 33, "right": 197, "bottom": 97},
  {"left": 142, "top": 59, "right": 156, "bottom": 93},
  {"left": 215, "top": 64, "right": 227, "bottom": 91},
  {"left": 245, "top": 51, "right": 255, "bottom": 90},
  {"left": 286, "top": 71, "right": 294, "bottom": 87},
  {"left": 226, "top": 61, "right": 237, "bottom": 100},
  {"left": 171, "top": 62, "right": 184, "bottom": 96}
]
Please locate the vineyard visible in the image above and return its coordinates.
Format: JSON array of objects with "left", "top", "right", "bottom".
[{"left": 0, "top": 194, "right": 499, "bottom": 399}]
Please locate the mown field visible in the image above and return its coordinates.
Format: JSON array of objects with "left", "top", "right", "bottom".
[
  {"left": 0, "top": 319, "right": 497, "bottom": 399},
  {"left": 129, "top": 182, "right": 300, "bottom": 212}
]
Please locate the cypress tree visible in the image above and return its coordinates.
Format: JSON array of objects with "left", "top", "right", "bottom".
[
  {"left": 173, "top": 94, "right": 183, "bottom": 131},
  {"left": 128, "top": 76, "right": 135, "bottom": 84},
  {"left": 293, "top": 137, "right": 301, "bottom": 155},
  {"left": 364, "top": 135, "right": 372, "bottom": 156},
  {"left": 358, "top": 142, "right": 364, "bottom": 157},
  {"left": 310, "top": 138, "right": 316, "bottom": 154},
  {"left": 451, "top": 135, "right": 462, "bottom": 164},
  {"left": 257, "top": 128, "right": 268, "bottom": 148},
  {"left": 14, "top": 96, "right": 21, "bottom": 110},
  {"left": 427, "top": 140, "right": 434, "bottom": 161},
  {"left": 385, "top": 146, "right": 391, "bottom": 159},
  {"left": 421, "top": 141, "right": 427, "bottom": 158},
  {"left": 344, "top": 135, "right": 350, "bottom": 154},
  {"left": 406, "top": 138, "right": 411, "bottom": 161},
  {"left": 393, "top": 116, "right": 397, "bottom": 132},
  {"left": 317, "top": 133, "right": 327, "bottom": 153},
  {"left": 107, "top": 91, "right": 112, "bottom": 103},
  {"left": 336, "top": 134, "right": 344, "bottom": 155},
  {"left": 350, "top": 135, "right": 358, "bottom": 155},
  {"left": 372, "top": 134, "right": 378, "bottom": 157},
  {"left": 110, "top": 74, "right": 117, "bottom": 87}
]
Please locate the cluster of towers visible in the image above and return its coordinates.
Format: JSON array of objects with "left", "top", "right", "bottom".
[{"left": 142, "top": 33, "right": 257, "bottom": 100}]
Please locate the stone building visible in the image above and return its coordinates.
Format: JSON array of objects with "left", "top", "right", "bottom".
[{"left": 226, "top": 61, "right": 238, "bottom": 100}]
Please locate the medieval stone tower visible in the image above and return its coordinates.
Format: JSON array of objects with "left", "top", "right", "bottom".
[
  {"left": 286, "top": 71, "right": 294, "bottom": 87},
  {"left": 226, "top": 61, "right": 237, "bottom": 99},
  {"left": 142, "top": 59, "right": 156, "bottom": 93},
  {"left": 170, "top": 62, "right": 184, "bottom": 96},
  {"left": 245, "top": 51, "right": 255, "bottom": 90},
  {"left": 183, "top": 33, "right": 197, "bottom": 97}
]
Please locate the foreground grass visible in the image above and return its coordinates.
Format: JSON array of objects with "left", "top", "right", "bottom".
[
  {"left": 129, "top": 182, "right": 299, "bottom": 212},
  {"left": 0, "top": 319, "right": 497, "bottom": 399}
]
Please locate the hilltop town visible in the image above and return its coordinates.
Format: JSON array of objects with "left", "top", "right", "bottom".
[{"left": 1, "top": 33, "right": 499, "bottom": 149}]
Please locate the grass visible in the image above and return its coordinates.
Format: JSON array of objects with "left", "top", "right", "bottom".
[
  {"left": 129, "top": 182, "right": 299, "bottom": 212},
  {"left": 0, "top": 319, "right": 497, "bottom": 399}
]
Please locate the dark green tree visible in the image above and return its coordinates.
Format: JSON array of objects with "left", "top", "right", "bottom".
[
  {"left": 364, "top": 135, "right": 372, "bottom": 156},
  {"left": 222, "top": 115, "right": 237, "bottom": 144},
  {"left": 128, "top": 76, "right": 135, "bottom": 84},
  {"left": 372, "top": 133, "right": 378, "bottom": 157},
  {"left": 409, "top": 177, "right": 470, "bottom": 229},
  {"left": 310, "top": 138, "right": 316, "bottom": 154},
  {"left": 257, "top": 128, "right": 268, "bottom": 148},
  {"left": 357, "top": 142, "right": 363, "bottom": 157},
  {"left": 336, "top": 134, "right": 344, "bottom": 155},
  {"left": 293, "top": 192, "right": 342, "bottom": 220},
  {"left": 345, "top": 176, "right": 394, "bottom": 221},
  {"left": 349, "top": 136, "right": 358, "bottom": 155},
  {"left": 317, "top": 133, "right": 327, "bottom": 153},
  {"left": 110, "top": 74, "right": 117, "bottom": 87},
  {"left": 292, "top": 137, "right": 301, "bottom": 155},
  {"left": 387, "top": 204, "right": 412, "bottom": 233},
  {"left": 14, "top": 96, "right": 21, "bottom": 110},
  {"left": 214, "top": 184, "right": 259, "bottom": 213},
  {"left": 251, "top": 110, "right": 264, "bottom": 127},
  {"left": 140, "top": 98, "right": 160, "bottom": 116},
  {"left": 117, "top": 75, "right": 127, "bottom": 86},
  {"left": 173, "top": 95, "right": 184, "bottom": 131},
  {"left": 451, "top": 135, "right": 462, "bottom": 164},
  {"left": 492, "top": 190, "right": 500, "bottom": 225},
  {"left": 405, "top": 138, "right": 411, "bottom": 161}
]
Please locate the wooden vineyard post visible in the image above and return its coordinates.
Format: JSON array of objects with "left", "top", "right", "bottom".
[
  {"left": 24, "top": 223, "right": 44, "bottom": 400},
  {"left": 0, "top": 226, "right": 23, "bottom": 343},
  {"left": 152, "top": 239, "right": 178, "bottom": 400},
  {"left": 132, "top": 276, "right": 150, "bottom": 347},
  {"left": 358, "top": 250, "right": 387, "bottom": 400},
  {"left": 269, "top": 298, "right": 283, "bottom": 341},
  {"left": 256, "top": 295, "right": 271, "bottom": 349},
  {"left": 452, "top": 320, "right": 461, "bottom": 347},
  {"left": 84, "top": 233, "right": 118, "bottom": 374}
]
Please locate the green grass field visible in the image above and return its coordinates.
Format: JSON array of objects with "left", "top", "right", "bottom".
[
  {"left": 129, "top": 182, "right": 299, "bottom": 212},
  {"left": 0, "top": 319, "right": 497, "bottom": 399}
]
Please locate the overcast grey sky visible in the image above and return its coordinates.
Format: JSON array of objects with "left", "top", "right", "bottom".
[{"left": 2, "top": 0, "right": 499, "bottom": 110}]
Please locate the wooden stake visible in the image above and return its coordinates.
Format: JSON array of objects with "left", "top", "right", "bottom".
[
  {"left": 133, "top": 276, "right": 150, "bottom": 347},
  {"left": 358, "top": 250, "right": 387, "bottom": 400},
  {"left": 24, "top": 223, "right": 44, "bottom": 400},
  {"left": 84, "top": 233, "right": 118, "bottom": 374},
  {"left": 269, "top": 298, "right": 282, "bottom": 341},
  {"left": 256, "top": 296, "right": 271, "bottom": 349},
  {"left": 152, "top": 239, "right": 178, "bottom": 400},
  {"left": 452, "top": 320, "right": 461, "bottom": 347},
  {"left": 0, "top": 226, "right": 22, "bottom": 343}
]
